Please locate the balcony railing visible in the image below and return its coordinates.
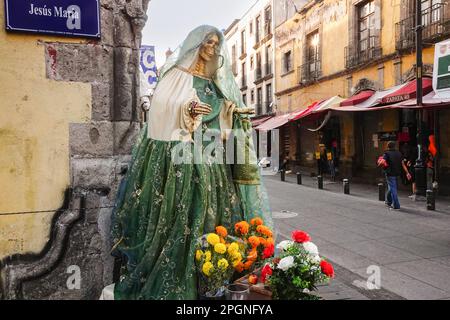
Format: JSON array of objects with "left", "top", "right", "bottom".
[
  {"left": 345, "top": 35, "right": 382, "bottom": 69},
  {"left": 396, "top": 3, "right": 450, "bottom": 51},
  {"left": 298, "top": 59, "right": 321, "bottom": 84},
  {"left": 254, "top": 66, "right": 262, "bottom": 83}
]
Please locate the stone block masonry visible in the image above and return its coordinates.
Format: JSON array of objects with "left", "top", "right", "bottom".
[{"left": 1, "top": 0, "right": 151, "bottom": 299}]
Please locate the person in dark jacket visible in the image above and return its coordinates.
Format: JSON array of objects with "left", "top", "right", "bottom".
[{"left": 383, "top": 141, "right": 403, "bottom": 210}]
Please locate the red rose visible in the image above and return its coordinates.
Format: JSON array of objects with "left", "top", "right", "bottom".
[
  {"left": 260, "top": 263, "right": 273, "bottom": 283},
  {"left": 292, "top": 230, "right": 311, "bottom": 243},
  {"left": 320, "top": 260, "right": 335, "bottom": 278},
  {"left": 262, "top": 243, "right": 274, "bottom": 259}
]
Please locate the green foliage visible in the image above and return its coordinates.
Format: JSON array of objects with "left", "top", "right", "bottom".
[{"left": 267, "top": 242, "right": 330, "bottom": 300}]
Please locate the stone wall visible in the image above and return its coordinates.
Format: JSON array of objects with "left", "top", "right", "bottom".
[{"left": 1, "top": 0, "right": 151, "bottom": 299}]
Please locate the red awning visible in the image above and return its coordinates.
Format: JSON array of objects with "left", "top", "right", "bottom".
[
  {"left": 380, "top": 78, "right": 433, "bottom": 104},
  {"left": 289, "top": 101, "right": 323, "bottom": 121},
  {"left": 255, "top": 113, "right": 291, "bottom": 131},
  {"left": 251, "top": 115, "right": 272, "bottom": 127},
  {"left": 390, "top": 90, "right": 450, "bottom": 108},
  {"left": 340, "top": 90, "right": 375, "bottom": 107}
]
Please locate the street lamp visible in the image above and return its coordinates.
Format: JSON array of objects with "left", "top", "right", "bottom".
[{"left": 415, "top": 0, "right": 427, "bottom": 197}]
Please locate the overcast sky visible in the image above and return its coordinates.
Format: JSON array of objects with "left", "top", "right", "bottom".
[{"left": 142, "top": 0, "right": 257, "bottom": 68}]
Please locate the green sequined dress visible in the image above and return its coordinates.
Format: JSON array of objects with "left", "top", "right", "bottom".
[{"left": 111, "top": 76, "right": 270, "bottom": 300}]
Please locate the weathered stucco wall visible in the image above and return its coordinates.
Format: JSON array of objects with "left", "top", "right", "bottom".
[{"left": 0, "top": 1, "right": 92, "bottom": 258}]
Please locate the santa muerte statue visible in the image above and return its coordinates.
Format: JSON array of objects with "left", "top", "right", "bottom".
[{"left": 110, "top": 25, "right": 272, "bottom": 300}]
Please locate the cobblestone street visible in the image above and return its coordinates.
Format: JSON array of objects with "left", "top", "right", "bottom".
[{"left": 265, "top": 173, "right": 450, "bottom": 300}]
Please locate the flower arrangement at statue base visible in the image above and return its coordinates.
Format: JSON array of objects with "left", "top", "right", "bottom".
[
  {"left": 257, "top": 230, "right": 335, "bottom": 300},
  {"left": 195, "top": 226, "right": 243, "bottom": 299},
  {"left": 195, "top": 218, "right": 275, "bottom": 300}
]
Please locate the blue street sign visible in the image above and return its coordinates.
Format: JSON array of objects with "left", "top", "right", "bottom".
[
  {"left": 140, "top": 45, "right": 158, "bottom": 90},
  {"left": 4, "top": 0, "right": 101, "bottom": 38}
]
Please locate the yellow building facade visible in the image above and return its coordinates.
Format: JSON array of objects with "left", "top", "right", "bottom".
[
  {"left": 273, "top": 0, "right": 450, "bottom": 186},
  {"left": 0, "top": 2, "right": 91, "bottom": 258}
]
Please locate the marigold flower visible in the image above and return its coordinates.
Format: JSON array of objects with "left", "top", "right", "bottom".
[
  {"left": 205, "top": 250, "right": 212, "bottom": 262},
  {"left": 214, "top": 243, "right": 227, "bottom": 254},
  {"left": 248, "top": 236, "right": 260, "bottom": 248},
  {"left": 256, "top": 225, "right": 273, "bottom": 237},
  {"left": 195, "top": 250, "right": 203, "bottom": 261},
  {"left": 265, "top": 237, "right": 274, "bottom": 247},
  {"left": 215, "top": 226, "right": 228, "bottom": 238},
  {"left": 243, "top": 260, "right": 254, "bottom": 270},
  {"left": 258, "top": 237, "right": 267, "bottom": 247},
  {"left": 231, "top": 251, "right": 242, "bottom": 261},
  {"left": 218, "top": 258, "right": 229, "bottom": 270},
  {"left": 228, "top": 242, "right": 239, "bottom": 254},
  {"left": 202, "top": 262, "right": 214, "bottom": 276},
  {"left": 207, "top": 233, "right": 220, "bottom": 246},
  {"left": 235, "top": 221, "right": 250, "bottom": 235},
  {"left": 232, "top": 256, "right": 242, "bottom": 267},
  {"left": 247, "top": 248, "right": 258, "bottom": 261},
  {"left": 250, "top": 217, "right": 263, "bottom": 226},
  {"left": 235, "top": 261, "right": 245, "bottom": 272}
]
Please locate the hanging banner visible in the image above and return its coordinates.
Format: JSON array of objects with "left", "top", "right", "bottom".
[
  {"left": 4, "top": 0, "right": 101, "bottom": 38},
  {"left": 139, "top": 45, "right": 158, "bottom": 95}
]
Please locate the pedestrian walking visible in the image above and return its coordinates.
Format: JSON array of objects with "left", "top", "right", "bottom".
[{"left": 382, "top": 141, "right": 403, "bottom": 210}]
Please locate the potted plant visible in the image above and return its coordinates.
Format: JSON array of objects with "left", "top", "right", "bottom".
[{"left": 261, "top": 230, "right": 335, "bottom": 300}]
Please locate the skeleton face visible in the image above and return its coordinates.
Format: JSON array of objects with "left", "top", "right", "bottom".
[{"left": 199, "top": 33, "right": 219, "bottom": 62}]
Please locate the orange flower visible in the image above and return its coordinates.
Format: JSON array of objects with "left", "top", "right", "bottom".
[
  {"left": 256, "top": 225, "right": 273, "bottom": 237},
  {"left": 244, "top": 260, "right": 254, "bottom": 270},
  {"left": 247, "top": 248, "right": 258, "bottom": 261},
  {"left": 235, "top": 261, "right": 245, "bottom": 273},
  {"left": 258, "top": 237, "right": 267, "bottom": 247},
  {"left": 265, "top": 237, "right": 274, "bottom": 247},
  {"left": 250, "top": 217, "right": 263, "bottom": 226},
  {"left": 215, "top": 226, "right": 228, "bottom": 238},
  {"left": 248, "top": 236, "right": 260, "bottom": 248},
  {"left": 235, "top": 221, "right": 250, "bottom": 235}
]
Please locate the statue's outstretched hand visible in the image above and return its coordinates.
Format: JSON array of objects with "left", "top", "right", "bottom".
[
  {"left": 188, "top": 101, "right": 212, "bottom": 117},
  {"left": 234, "top": 107, "right": 255, "bottom": 115}
]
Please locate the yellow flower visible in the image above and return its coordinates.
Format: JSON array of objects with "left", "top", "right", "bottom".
[
  {"left": 202, "top": 262, "right": 214, "bottom": 276},
  {"left": 207, "top": 233, "right": 220, "bottom": 246},
  {"left": 218, "top": 258, "right": 229, "bottom": 270},
  {"left": 214, "top": 243, "right": 227, "bottom": 254},
  {"left": 227, "top": 242, "right": 239, "bottom": 254},
  {"left": 232, "top": 251, "right": 242, "bottom": 261},
  {"left": 195, "top": 250, "right": 204, "bottom": 261},
  {"left": 205, "top": 250, "right": 212, "bottom": 262},
  {"left": 232, "top": 258, "right": 242, "bottom": 267}
]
